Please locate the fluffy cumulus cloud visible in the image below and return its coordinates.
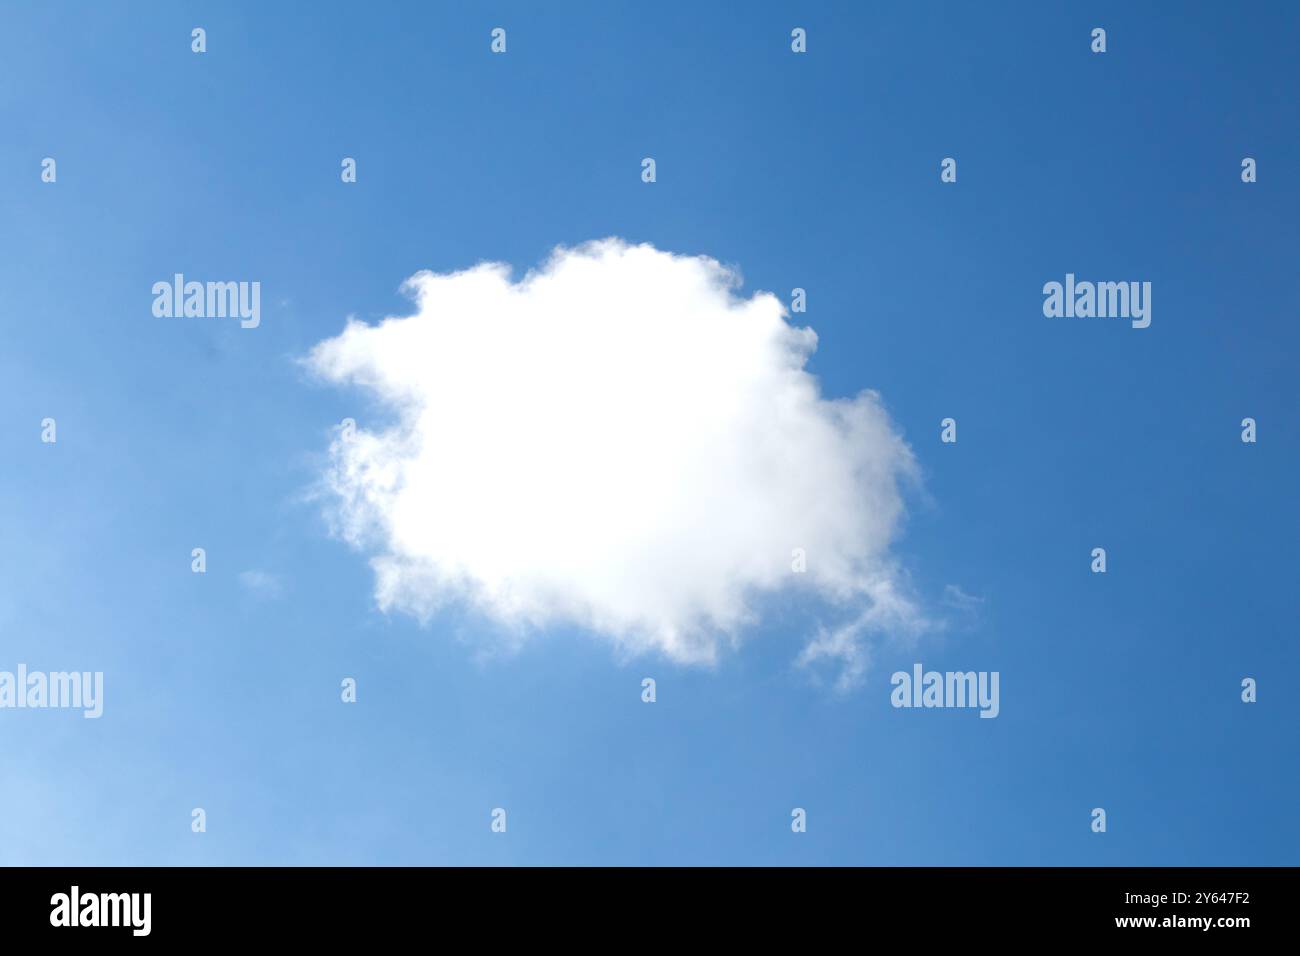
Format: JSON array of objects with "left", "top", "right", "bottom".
[{"left": 306, "top": 239, "right": 923, "bottom": 686}]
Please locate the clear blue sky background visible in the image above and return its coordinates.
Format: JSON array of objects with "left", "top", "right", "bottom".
[{"left": 1, "top": 1, "right": 1296, "bottom": 865}]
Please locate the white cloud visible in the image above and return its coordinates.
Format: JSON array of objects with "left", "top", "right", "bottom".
[
  {"left": 306, "top": 239, "right": 923, "bottom": 684},
  {"left": 238, "top": 570, "right": 283, "bottom": 599},
  {"left": 941, "top": 584, "right": 984, "bottom": 613}
]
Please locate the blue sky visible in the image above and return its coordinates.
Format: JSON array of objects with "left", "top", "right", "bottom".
[{"left": 1, "top": 1, "right": 1296, "bottom": 865}]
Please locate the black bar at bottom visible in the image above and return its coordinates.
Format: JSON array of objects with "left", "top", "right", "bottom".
[{"left": 0, "top": 867, "right": 1286, "bottom": 942}]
